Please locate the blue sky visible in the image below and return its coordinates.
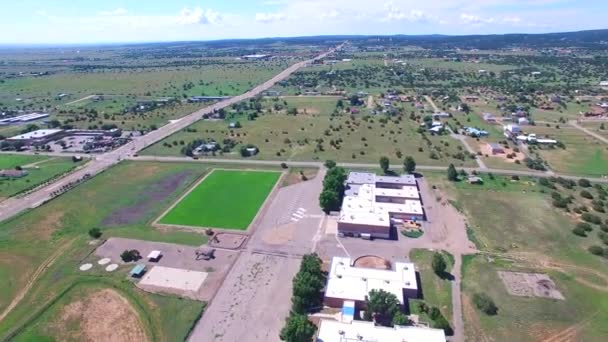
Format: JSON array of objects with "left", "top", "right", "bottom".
[{"left": 1, "top": 0, "right": 606, "bottom": 44}]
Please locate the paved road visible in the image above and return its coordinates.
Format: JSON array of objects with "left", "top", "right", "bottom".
[
  {"left": 569, "top": 120, "right": 608, "bottom": 144},
  {"left": 0, "top": 46, "right": 340, "bottom": 223},
  {"left": 129, "top": 155, "right": 608, "bottom": 183}
]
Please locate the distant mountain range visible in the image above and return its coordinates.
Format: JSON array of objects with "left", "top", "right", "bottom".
[{"left": 2, "top": 29, "right": 608, "bottom": 50}]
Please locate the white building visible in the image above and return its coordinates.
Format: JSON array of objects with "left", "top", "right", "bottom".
[
  {"left": 504, "top": 124, "right": 521, "bottom": 134},
  {"left": 339, "top": 172, "right": 423, "bottom": 239},
  {"left": 7, "top": 129, "right": 64, "bottom": 145},
  {"left": 324, "top": 257, "right": 418, "bottom": 308},
  {"left": 316, "top": 319, "right": 446, "bottom": 342}
]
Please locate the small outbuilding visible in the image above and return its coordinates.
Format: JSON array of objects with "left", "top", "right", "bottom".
[
  {"left": 147, "top": 250, "right": 162, "bottom": 262},
  {"left": 488, "top": 142, "right": 505, "bottom": 155},
  {"left": 129, "top": 264, "right": 146, "bottom": 278},
  {"left": 468, "top": 176, "right": 484, "bottom": 184}
]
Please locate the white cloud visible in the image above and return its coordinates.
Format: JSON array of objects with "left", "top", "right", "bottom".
[
  {"left": 460, "top": 13, "right": 495, "bottom": 25},
  {"left": 255, "top": 12, "right": 287, "bottom": 23},
  {"left": 383, "top": 2, "right": 435, "bottom": 23},
  {"left": 177, "top": 7, "right": 222, "bottom": 25},
  {"left": 320, "top": 10, "right": 340, "bottom": 20},
  {"left": 99, "top": 8, "right": 127, "bottom": 16},
  {"left": 502, "top": 16, "right": 522, "bottom": 24}
]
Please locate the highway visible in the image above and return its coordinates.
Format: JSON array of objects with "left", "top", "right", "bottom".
[{"left": 0, "top": 46, "right": 340, "bottom": 223}]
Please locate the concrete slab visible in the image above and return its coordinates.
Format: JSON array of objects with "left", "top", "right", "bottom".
[{"left": 140, "top": 266, "right": 208, "bottom": 292}]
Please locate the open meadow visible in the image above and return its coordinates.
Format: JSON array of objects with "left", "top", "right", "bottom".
[
  {"left": 427, "top": 172, "right": 608, "bottom": 341},
  {"left": 142, "top": 96, "right": 477, "bottom": 167},
  {"left": 0, "top": 161, "right": 226, "bottom": 340},
  {"left": 525, "top": 125, "right": 608, "bottom": 176},
  {"left": 159, "top": 169, "right": 281, "bottom": 230},
  {"left": 0, "top": 154, "right": 81, "bottom": 200}
]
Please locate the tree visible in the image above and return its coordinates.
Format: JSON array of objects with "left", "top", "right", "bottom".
[
  {"left": 324, "top": 160, "right": 336, "bottom": 169},
  {"left": 431, "top": 252, "right": 447, "bottom": 276},
  {"left": 447, "top": 164, "right": 458, "bottom": 181},
  {"left": 404, "top": 156, "right": 416, "bottom": 174},
  {"left": 120, "top": 249, "right": 141, "bottom": 262},
  {"left": 380, "top": 156, "right": 390, "bottom": 174},
  {"left": 279, "top": 313, "right": 316, "bottom": 342},
  {"left": 88, "top": 227, "right": 102, "bottom": 239},
  {"left": 319, "top": 190, "right": 340, "bottom": 214},
  {"left": 392, "top": 312, "right": 409, "bottom": 326},
  {"left": 364, "top": 289, "right": 401, "bottom": 327},
  {"left": 472, "top": 292, "right": 498, "bottom": 315},
  {"left": 291, "top": 254, "right": 324, "bottom": 313}
]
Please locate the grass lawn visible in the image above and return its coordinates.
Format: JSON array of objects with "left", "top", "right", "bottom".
[
  {"left": 525, "top": 125, "right": 608, "bottom": 176},
  {"left": 409, "top": 249, "right": 453, "bottom": 323},
  {"left": 0, "top": 157, "right": 81, "bottom": 199},
  {"left": 0, "top": 161, "right": 219, "bottom": 340},
  {"left": 426, "top": 171, "right": 608, "bottom": 341},
  {"left": 160, "top": 170, "right": 281, "bottom": 230},
  {"left": 0, "top": 154, "right": 47, "bottom": 169}
]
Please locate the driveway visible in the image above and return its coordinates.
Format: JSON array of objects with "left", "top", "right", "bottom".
[{"left": 188, "top": 170, "right": 326, "bottom": 342}]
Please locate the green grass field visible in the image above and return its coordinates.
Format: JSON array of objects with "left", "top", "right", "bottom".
[
  {"left": 426, "top": 171, "right": 608, "bottom": 341},
  {"left": 525, "top": 125, "right": 608, "bottom": 176},
  {"left": 142, "top": 97, "right": 476, "bottom": 167},
  {"left": 0, "top": 155, "right": 81, "bottom": 199},
  {"left": 0, "top": 161, "right": 217, "bottom": 340},
  {"left": 409, "top": 249, "right": 454, "bottom": 323},
  {"left": 160, "top": 170, "right": 281, "bottom": 230}
]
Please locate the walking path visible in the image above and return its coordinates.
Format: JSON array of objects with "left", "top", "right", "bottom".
[
  {"left": 569, "top": 120, "right": 608, "bottom": 144},
  {"left": 450, "top": 254, "right": 465, "bottom": 342}
]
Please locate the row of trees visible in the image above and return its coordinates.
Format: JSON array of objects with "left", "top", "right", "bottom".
[
  {"left": 279, "top": 254, "right": 324, "bottom": 342},
  {"left": 319, "top": 163, "right": 347, "bottom": 213},
  {"left": 379, "top": 156, "right": 417, "bottom": 175}
]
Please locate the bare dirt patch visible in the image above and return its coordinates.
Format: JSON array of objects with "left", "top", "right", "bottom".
[
  {"left": 281, "top": 168, "right": 318, "bottom": 187},
  {"left": 101, "top": 171, "right": 192, "bottom": 226},
  {"left": 261, "top": 222, "right": 296, "bottom": 245},
  {"left": 209, "top": 232, "right": 247, "bottom": 250},
  {"left": 297, "top": 107, "right": 319, "bottom": 115},
  {"left": 480, "top": 143, "right": 525, "bottom": 163},
  {"left": 53, "top": 288, "right": 147, "bottom": 342},
  {"left": 353, "top": 255, "right": 391, "bottom": 270},
  {"left": 498, "top": 271, "right": 564, "bottom": 300}
]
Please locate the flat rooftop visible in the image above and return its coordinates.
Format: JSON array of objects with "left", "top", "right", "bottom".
[
  {"left": 316, "top": 319, "right": 446, "bottom": 342},
  {"left": 325, "top": 257, "right": 417, "bottom": 304},
  {"left": 8, "top": 129, "right": 63, "bottom": 140},
  {"left": 346, "top": 172, "right": 416, "bottom": 186}
]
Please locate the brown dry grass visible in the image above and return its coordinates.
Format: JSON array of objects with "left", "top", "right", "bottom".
[
  {"left": 52, "top": 288, "right": 147, "bottom": 342},
  {"left": 353, "top": 255, "right": 391, "bottom": 270}
]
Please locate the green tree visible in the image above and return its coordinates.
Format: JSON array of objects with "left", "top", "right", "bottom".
[
  {"left": 392, "top": 312, "right": 409, "bottom": 326},
  {"left": 319, "top": 190, "right": 340, "bottom": 214},
  {"left": 472, "top": 292, "right": 498, "bottom": 315},
  {"left": 324, "top": 160, "right": 337, "bottom": 169},
  {"left": 364, "top": 289, "right": 401, "bottom": 327},
  {"left": 279, "top": 313, "right": 316, "bottom": 342},
  {"left": 431, "top": 252, "right": 447, "bottom": 276},
  {"left": 404, "top": 156, "right": 416, "bottom": 174},
  {"left": 88, "top": 227, "right": 102, "bottom": 239},
  {"left": 447, "top": 164, "right": 458, "bottom": 181},
  {"left": 380, "top": 156, "right": 390, "bottom": 174}
]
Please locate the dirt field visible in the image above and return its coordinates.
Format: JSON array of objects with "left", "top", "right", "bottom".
[
  {"left": 209, "top": 233, "right": 247, "bottom": 250},
  {"left": 188, "top": 253, "right": 299, "bottom": 341},
  {"left": 353, "top": 255, "right": 391, "bottom": 269},
  {"left": 101, "top": 171, "right": 193, "bottom": 226},
  {"left": 52, "top": 289, "right": 147, "bottom": 342},
  {"left": 498, "top": 271, "right": 565, "bottom": 300}
]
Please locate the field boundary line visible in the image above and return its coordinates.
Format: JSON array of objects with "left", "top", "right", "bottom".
[{"left": 152, "top": 170, "right": 216, "bottom": 227}]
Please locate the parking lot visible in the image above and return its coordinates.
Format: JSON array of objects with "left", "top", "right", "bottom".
[{"left": 95, "top": 237, "right": 238, "bottom": 301}]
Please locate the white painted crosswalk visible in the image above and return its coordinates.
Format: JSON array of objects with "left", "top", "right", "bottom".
[{"left": 290, "top": 207, "right": 307, "bottom": 222}]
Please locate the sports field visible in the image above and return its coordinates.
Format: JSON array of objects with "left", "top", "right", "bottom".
[{"left": 160, "top": 170, "right": 281, "bottom": 230}]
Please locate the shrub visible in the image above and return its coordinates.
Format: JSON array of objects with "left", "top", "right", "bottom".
[
  {"left": 120, "top": 249, "right": 141, "bottom": 262},
  {"left": 88, "top": 227, "right": 102, "bottom": 239},
  {"left": 600, "top": 224, "right": 608, "bottom": 233},
  {"left": 588, "top": 245, "right": 604, "bottom": 256},
  {"left": 572, "top": 226, "right": 587, "bottom": 237},
  {"left": 472, "top": 293, "right": 498, "bottom": 315},
  {"left": 582, "top": 213, "right": 602, "bottom": 224},
  {"left": 576, "top": 222, "right": 593, "bottom": 232},
  {"left": 578, "top": 178, "right": 591, "bottom": 187},
  {"left": 280, "top": 162, "right": 288, "bottom": 169},
  {"left": 580, "top": 190, "right": 594, "bottom": 199}
]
